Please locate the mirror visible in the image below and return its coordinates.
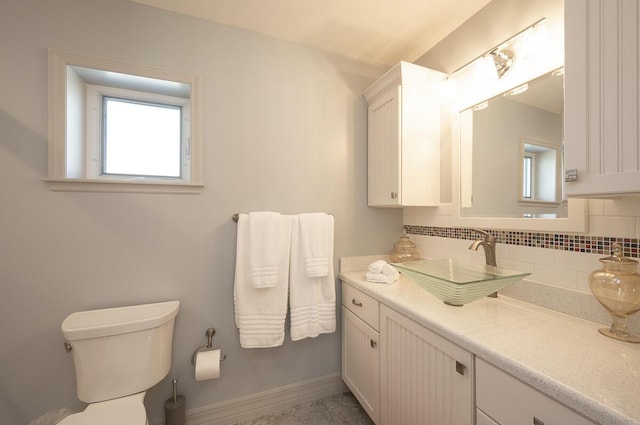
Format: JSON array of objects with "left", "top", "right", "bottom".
[{"left": 460, "top": 69, "right": 566, "bottom": 218}]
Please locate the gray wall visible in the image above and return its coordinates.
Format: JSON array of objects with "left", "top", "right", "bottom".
[{"left": 0, "top": 1, "right": 403, "bottom": 423}]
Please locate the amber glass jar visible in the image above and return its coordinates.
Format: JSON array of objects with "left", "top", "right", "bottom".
[
  {"left": 389, "top": 234, "right": 420, "bottom": 263},
  {"left": 589, "top": 243, "right": 640, "bottom": 343}
]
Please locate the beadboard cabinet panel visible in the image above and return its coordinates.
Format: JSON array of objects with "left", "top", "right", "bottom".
[
  {"left": 379, "top": 305, "right": 473, "bottom": 425},
  {"left": 565, "top": 0, "right": 640, "bottom": 196}
]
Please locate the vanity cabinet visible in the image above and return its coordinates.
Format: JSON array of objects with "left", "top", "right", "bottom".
[
  {"left": 379, "top": 305, "right": 473, "bottom": 425},
  {"left": 564, "top": 0, "right": 640, "bottom": 196},
  {"left": 363, "top": 61, "right": 444, "bottom": 207},
  {"left": 476, "top": 358, "right": 597, "bottom": 425},
  {"left": 342, "top": 284, "right": 380, "bottom": 423}
]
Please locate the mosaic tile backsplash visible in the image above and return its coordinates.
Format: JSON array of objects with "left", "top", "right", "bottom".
[{"left": 404, "top": 225, "right": 640, "bottom": 259}]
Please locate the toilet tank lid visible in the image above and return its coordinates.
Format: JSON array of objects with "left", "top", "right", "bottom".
[{"left": 61, "top": 300, "right": 180, "bottom": 341}]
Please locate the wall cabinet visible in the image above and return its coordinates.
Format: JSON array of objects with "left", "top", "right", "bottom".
[
  {"left": 342, "top": 284, "right": 380, "bottom": 423},
  {"left": 565, "top": 0, "right": 640, "bottom": 196},
  {"left": 476, "top": 358, "right": 597, "bottom": 425},
  {"left": 379, "top": 305, "right": 473, "bottom": 425},
  {"left": 363, "top": 62, "right": 445, "bottom": 207}
]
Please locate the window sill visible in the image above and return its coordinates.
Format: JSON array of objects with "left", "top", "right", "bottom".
[{"left": 44, "top": 178, "right": 204, "bottom": 194}]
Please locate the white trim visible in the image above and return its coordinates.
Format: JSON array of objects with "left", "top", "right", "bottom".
[
  {"left": 43, "top": 178, "right": 203, "bottom": 194},
  {"left": 47, "top": 49, "right": 203, "bottom": 193},
  {"left": 149, "top": 373, "right": 347, "bottom": 425}
]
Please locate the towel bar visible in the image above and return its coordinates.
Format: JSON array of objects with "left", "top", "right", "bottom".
[{"left": 232, "top": 213, "right": 333, "bottom": 222}]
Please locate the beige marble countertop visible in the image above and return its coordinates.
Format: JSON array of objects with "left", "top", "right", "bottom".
[{"left": 339, "top": 265, "right": 640, "bottom": 425}]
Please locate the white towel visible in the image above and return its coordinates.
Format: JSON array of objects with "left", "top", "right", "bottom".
[
  {"left": 234, "top": 213, "right": 292, "bottom": 348},
  {"left": 365, "top": 271, "right": 397, "bottom": 284},
  {"left": 368, "top": 260, "right": 399, "bottom": 278},
  {"left": 298, "top": 213, "right": 333, "bottom": 277},
  {"left": 289, "top": 214, "right": 336, "bottom": 341},
  {"left": 249, "top": 211, "right": 285, "bottom": 288}
]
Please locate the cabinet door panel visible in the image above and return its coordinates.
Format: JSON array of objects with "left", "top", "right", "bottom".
[
  {"left": 380, "top": 305, "right": 473, "bottom": 425},
  {"left": 342, "top": 307, "right": 379, "bottom": 423},
  {"left": 565, "top": 0, "right": 640, "bottom": 196},
  {"left": 368, "top": 87, "right": 401, "bottom": 206}
]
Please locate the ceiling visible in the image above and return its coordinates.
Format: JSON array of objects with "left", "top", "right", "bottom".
[{"left": 128, "top": 0, "right": 493, "bottom": 66}]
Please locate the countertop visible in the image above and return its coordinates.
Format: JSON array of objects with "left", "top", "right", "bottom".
[{"left": 339, "top": 270, "right": 640, "bottom": 425}]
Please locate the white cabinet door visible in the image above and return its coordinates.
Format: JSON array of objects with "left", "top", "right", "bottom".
[
  {"left": 476, "top": 358, "right": 597, "bottom": 425},
  {"left": 379, "top": 305, "right": 473, "bottom": 425},
  {"left": 565, "top": 0, "right": 640, "bottom": 196},
  {"left": 364, "top": 61, "right": 444, "bottom": 207},
  {"left": 367, "top": 87, "right": 402, "bottom": 207},
  {"left": 342, "top": 306, "right": 380, "bottom": 424}
]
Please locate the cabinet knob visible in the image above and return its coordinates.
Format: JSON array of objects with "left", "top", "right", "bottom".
[
  {"left": 455, "top": 361, "right": 466, "bottom": 375},
  {"left": 370, "top": 339, "right": 377, "bottom": 349},
  {"left": 533, "top": 417, "right": 544, "bottom": 425},
  {"left": 390, "top": 191, "right": 398, "bottom": 199},
  {"left": 351, "top": 298, "right": 363, "bottom": 307}
]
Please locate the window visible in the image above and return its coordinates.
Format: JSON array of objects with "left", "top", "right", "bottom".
[
  {"left": 47, "top": 50, "right": 202, "bottom": 193},
  {"left": 522, "top": 155, "right": 533, "bottom": 199}
]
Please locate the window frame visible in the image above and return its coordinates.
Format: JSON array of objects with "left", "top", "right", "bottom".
[{"left": 46, "top": 49, "right": 203, "bottom": 194}]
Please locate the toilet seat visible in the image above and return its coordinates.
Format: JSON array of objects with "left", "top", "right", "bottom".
[{"left": 58, "top": 392, "right": 147, "bottom": 425}]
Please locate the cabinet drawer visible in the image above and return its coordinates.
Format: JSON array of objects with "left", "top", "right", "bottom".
[
  {"left": 342, "top": 283, "right": 379, "bottom": 331},
  {"left": 476, "top": 358, "right": 596, "bottom": 425}
]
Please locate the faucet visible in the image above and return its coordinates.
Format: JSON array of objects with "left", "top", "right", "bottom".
[{"left": 469, "top": 228, "right": 498, "bottom": 298}]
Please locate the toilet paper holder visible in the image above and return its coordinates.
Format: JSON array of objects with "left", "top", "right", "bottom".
[{"left": 191, "top": 328, "right": 227, "bottom": 365}]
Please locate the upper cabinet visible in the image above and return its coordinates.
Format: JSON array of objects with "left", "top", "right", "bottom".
[
  {"left": 364, "top": 62, "right": 445, "bottom": 207},
  {"left": 565, "top": 0, "right": 640, "bottom": 196}
]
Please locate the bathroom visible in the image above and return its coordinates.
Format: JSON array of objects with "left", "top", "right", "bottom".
[{"left": 1, "top": 0, "right": 639, "bottom": 424}]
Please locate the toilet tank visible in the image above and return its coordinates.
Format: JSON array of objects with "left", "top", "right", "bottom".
[{"left": 61, "top": 300, "right": 180, "bottom": 403}]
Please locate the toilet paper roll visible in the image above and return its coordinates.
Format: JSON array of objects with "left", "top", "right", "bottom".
[{"left": 194, "top": 349, "right": 221, "bottom": 381}]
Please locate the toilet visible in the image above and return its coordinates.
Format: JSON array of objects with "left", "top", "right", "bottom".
[{"left": 59, "top": 300, "right": 180, "bottom": 425}]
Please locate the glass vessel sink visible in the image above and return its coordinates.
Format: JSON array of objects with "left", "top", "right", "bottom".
[{"left": 391, "top": 259, "right": 531, "bottom": 306}]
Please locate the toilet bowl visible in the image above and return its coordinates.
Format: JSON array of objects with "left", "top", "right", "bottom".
[
  {"left": 59, "top": 301, "right": 180, "bottom": 424},
  {"left": 58, "top": 392, "right": 147, "bottom": 425}
]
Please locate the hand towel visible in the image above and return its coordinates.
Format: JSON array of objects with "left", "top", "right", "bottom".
[
  {"left": 368, "top": 260, "right": 399, "bottom": 278},
  {"left": 249, "top": 211, "right": 285, "bottom": 288},
  {"left": 289, "top": 214, "right": 336, "bottom": 341},
  {"left": 234, "top": 213, "right": 292, "bottom": 348},
  {"left": 298, "top": 213, "right": 332, "bottom": 277},
  {"left": 365, "top": 271, "right": 397, "bottom": 284}
]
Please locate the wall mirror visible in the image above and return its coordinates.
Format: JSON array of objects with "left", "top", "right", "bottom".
[{"left": 460, "top": 68, "right": 568, "bottom": 219}]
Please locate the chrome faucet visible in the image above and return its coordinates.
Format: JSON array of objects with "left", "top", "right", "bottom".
[{"left": 469, "top": 228, "right": 498, "bottom": 298}]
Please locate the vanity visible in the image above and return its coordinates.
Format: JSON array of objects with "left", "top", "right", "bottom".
[{"left": 340, "top": 257, "right": 640, "bottom": 425}]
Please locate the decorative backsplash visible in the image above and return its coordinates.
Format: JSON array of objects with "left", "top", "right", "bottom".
[{"left": 404, "top": 225, "right": 640, "bottom": 259}]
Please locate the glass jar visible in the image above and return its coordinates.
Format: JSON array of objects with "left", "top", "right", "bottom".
[
  {"left": 589, "top": 243, "right": 640, "bottom": 343},
  {"left": 389, "top": 233, "right": 420, "bottom": 263}
]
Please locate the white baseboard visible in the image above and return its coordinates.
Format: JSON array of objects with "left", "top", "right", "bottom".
[{"left": 154, "top": 373, "right": 347, "bottom": 425}]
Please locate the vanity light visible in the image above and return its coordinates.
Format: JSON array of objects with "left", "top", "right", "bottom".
[
  {"left": 446, "top": 18, "right": 547, "bottom": 83},
  {"left": 490, "top": 48, "right": 514, "bottom": 79},
  {"left": 474, "top": 55, "right": 499, "bottom": 85},
  {"left": 520, "top": 20, "right": 550, "bottom": 61}
]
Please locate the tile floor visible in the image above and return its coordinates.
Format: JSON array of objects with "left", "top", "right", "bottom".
[{"left": 232, "top": 392, "right": 374, "bottom": 425}]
